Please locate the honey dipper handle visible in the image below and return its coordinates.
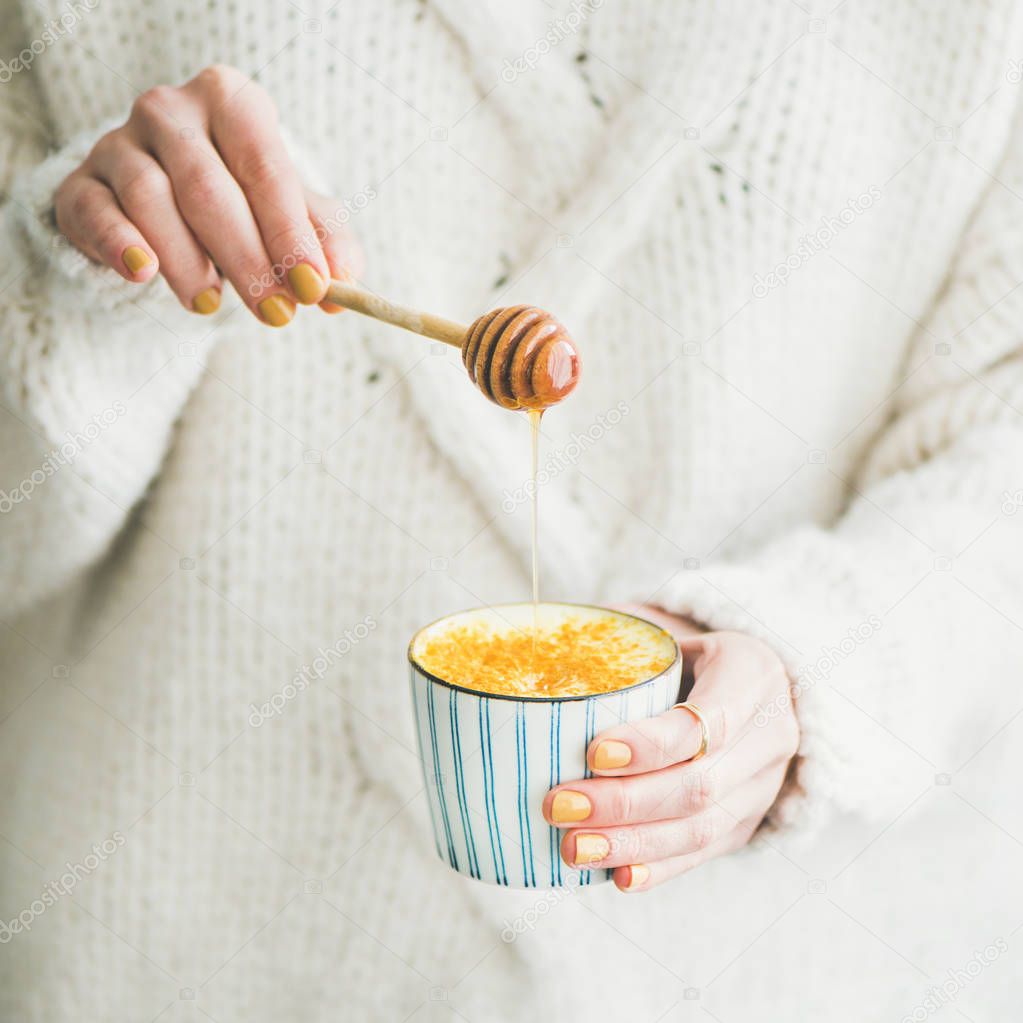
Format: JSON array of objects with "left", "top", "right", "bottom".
[{"left": 324, "top": 279, "right": 465, "bottom": 348}]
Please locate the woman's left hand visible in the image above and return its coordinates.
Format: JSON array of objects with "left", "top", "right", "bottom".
[{"left": 542, "top": 619, "right": 800, "bottom": 891}]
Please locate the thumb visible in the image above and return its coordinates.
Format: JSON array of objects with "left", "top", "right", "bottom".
[{"left": 305, "top": 190, "right": 365, "bottom": 313}]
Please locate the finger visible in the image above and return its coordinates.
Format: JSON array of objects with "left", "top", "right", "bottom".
[
  {"left": 586, "top": 631, "right": 789, "bottom": 777},
  {"left": 679, "top": 630, "right": 789, "bottom": 714},
  {"left": 131, "top": 93, "right": 294, "bottom": 326},
  {"left": 306, "top": 190, "right": 364, "bottom": 314},
  {"left": 544, "top": 721, "right": 787, "bottom": 828},
  {"left": 561, "top": 809, "right": 728, "bottom": 870},
  {"left": 559, "top": 775, "right": 775, "bottom": 869},
  {"left": 612, "top": 823, "right": 754, "bottom": 892},
  {"left": 680, "top": 629, "right": 797, "bottom": 756},
  {"left": 586, "top": 701, "right": 727, "bottom": 777},
  {"left": 210, "top": 90, "right": 329, "bottom": 305},
  {"left": 166, "top": 139, "right": 293, "bottom": 325},
  {"left": 319, "top": 275, "right": 347, "bottom": 314},
  {"left": 54, "top": 171, "right": 158, "bottom": 282},
  {"left": 89, "top": 136, "right": 222, "bottom": 314}
]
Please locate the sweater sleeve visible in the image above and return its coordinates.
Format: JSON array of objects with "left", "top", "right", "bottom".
[
  {"left": 647, "top": 112, "right": 1023, "bottom": 850},
  {"left": 0, "top": 7, "right": 220, "bottom": 614}
]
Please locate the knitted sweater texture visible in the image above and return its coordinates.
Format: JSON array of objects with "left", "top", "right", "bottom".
[{"left": 2, "top": 1, "right": 1023, "bottom": 1019}]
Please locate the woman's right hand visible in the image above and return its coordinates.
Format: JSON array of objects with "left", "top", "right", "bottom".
[{"left": 55, "top": 64, "right": 359, "bottom": 325}]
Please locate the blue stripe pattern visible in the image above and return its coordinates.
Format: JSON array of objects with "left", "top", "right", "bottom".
[
  {"left": 515, "top": 704, "right": 536, "bottom": 887},
  {"left": 449, "top": 689, "right": 480, "bottom": 879},
  {"left": 478, "top": 699, "right": 508, "bottom": 885},
  {"left": 426, "top": 684, "right": 458, "bottom": 870},
  {"left": 548, "top": 702, "right": 562, "bottom": 886},
  {"left": 410, "top": 682, "right": 443, "bottom": 860},
  {"left": 410, "top": 654, "right": 679, "bottom": 888},
  {"left": 583, "top": 699, "right": 595, "bottom": 780},
  {"left": 581, "top": 699, "right": 598, "bottom": 885}
]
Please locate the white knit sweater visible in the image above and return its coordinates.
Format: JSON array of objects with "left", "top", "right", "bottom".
[{"left": 3, "top": 0, "right": 1023, "bottom": 1019}]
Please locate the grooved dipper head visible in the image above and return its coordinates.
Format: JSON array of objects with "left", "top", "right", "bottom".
[{"left": 461, "top": 306, "right": 581, "bottom": 411}]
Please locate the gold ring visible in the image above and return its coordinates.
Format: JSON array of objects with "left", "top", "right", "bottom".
[{"left": 672, "top": 701, "right": 710, "bottom": 762}]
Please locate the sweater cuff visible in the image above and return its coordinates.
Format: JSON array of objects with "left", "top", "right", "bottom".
[
  {"left": 0, "top": 123, "right": 219, "bottom": 562},
  {"left": 637, "top": 528, "right": 914, "bottom": 850},
  {"left": 5, "top": 118, "right": 187, "bottom": 316}
]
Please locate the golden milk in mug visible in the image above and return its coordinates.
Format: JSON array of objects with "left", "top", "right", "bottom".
[{"left": 408, "top": 603, "right": 682, "bottom": 888}]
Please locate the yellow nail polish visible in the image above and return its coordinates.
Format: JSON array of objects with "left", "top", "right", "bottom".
[
  {"left": 191, "top": 287, "right": 221, "bottom": 315},
  {"left": 287, "top": 263, "right": 326, "bottom": 304},
  {"left": 574, "top": 834, "right": 610, "bottom": 865},
  {"left": 122, "top": 246, "right": 152, "bottom": 273},
  {"left": 593, "top": 740, "right": 632, "bottom": 770},
  {"left": 551, "top": 790, "right": 591, "bottom": 824},
  {"left": 258, "top": 294, "right": 296, "bottom": 327},
  {"left": 625, "top": 863, "right": 650, "bottom": 890}
]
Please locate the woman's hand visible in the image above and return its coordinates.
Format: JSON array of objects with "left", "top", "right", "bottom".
[
  {"left": 542, "top": 622, "right": 800, "bottom": 891},
  {"left": 55, "top": 64, "right": 359, "bottom": 324}
]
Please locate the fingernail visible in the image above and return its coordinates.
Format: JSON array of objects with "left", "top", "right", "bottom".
[
  {"left": 258, "top": 295, "right": 296, "bottom": 327},
  {"left": 623, "top": 864, "right": 650, "bottom": 891},
  {"left": 192, "top": 287, "right": 221, "bottom": 315},
  {"left": 593, "top": 740, "right": 632, "bottom": 770},
  {"left": 287, "top": 263, "right": 326, "bottom": 304},
  {"left": 551, "top": 790, "right": 591, "bottom": 824},
  {"left": 573, "top": 834, "right": 610, "bottom": 865},
  {"left": 122, "top": 246, "right": 152, "bottom": 273}
]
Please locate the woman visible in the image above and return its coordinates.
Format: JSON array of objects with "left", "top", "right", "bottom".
[{"left": 2, "top": 1, "right": 1021, "bottom": 1019}]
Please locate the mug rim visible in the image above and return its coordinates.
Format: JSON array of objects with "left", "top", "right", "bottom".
[{"left": 407, "top": 601, "right": 682, "bottom": 704}]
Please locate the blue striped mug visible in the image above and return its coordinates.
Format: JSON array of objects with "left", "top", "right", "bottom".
[{"left": 408, "top": 603, "right": 683, "bottom": 888}]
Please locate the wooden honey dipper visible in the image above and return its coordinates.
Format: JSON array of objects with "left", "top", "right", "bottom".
[{"left": 324, "top": 278, "right": 581, "bottom": 411}]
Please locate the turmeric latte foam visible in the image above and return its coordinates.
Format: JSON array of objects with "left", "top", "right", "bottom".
[{"left": 411, "top": 603, "right": 677, "bottom": 699}]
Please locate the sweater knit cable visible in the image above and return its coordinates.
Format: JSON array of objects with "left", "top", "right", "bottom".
[{"left": 2, "top": 1, "right": 1023, "bottom": 1020}]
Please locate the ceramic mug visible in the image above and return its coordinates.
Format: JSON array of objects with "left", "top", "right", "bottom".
[{"left": 407, "top": 602, "right": 683, "bottom": 888}]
